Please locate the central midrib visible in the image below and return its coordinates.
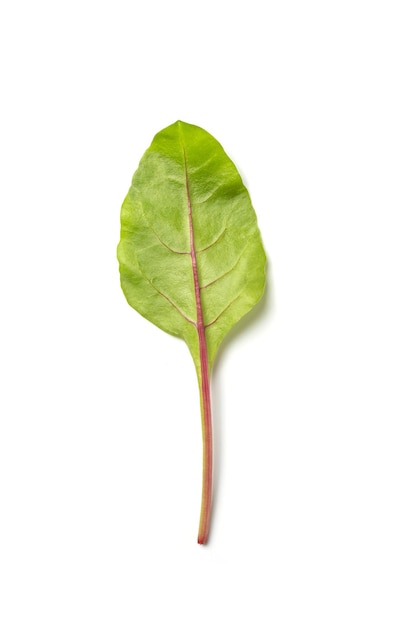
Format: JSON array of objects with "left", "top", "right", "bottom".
[
  {"left": 183, "top": 149, "right": 204, "bottom": 334},
  {"left": 182, "top": 145, "right": 213, "bottom": 544},
  {"left": 183, "top": 148, "right": 210, "bottom": 388}
]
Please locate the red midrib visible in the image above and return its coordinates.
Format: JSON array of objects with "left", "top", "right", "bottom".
[{"left": 183, "top": 149, "right": 213, "bottom": 545}]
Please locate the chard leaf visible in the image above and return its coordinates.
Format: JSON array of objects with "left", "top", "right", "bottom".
[{"left": 117, "top": 121, "right": 266, "bottom": 543}]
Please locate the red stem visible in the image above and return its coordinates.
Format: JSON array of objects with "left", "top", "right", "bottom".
[
  {"left": 196, "top": 326, "right": 213, "bottom": 545},
  {"left": 183, "top": 147, "right": 213, "bottom": 545}
]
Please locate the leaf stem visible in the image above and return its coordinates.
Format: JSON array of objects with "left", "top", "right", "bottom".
[{"left": 197, "top": 328, "right": 213, "bottom": 545}]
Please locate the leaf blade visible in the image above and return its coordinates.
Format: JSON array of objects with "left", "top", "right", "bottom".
[{"left": 118, "top": 120, "right": 266, "bottom": 372}]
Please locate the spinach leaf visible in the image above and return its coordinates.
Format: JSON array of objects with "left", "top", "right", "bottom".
[{"left": 118, "top": 121, "right": 266, "bottom": 543}]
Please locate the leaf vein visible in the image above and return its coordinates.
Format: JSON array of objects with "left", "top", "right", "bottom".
[
  {"left": 138, "top": 259, "right": 196, "bottom": 327},
  {"left": 204, "top": 293, "right": 242, "bottom": 328},
  {"left": 143, "top": 215, "right": 190, "bottom": 255},
  {"left": 196, "top": 227, "right": 227, "bottom": 254},
  {"left": 201, "top": 244, "right": 248, "bottom": 289},
  {"left": 152, "top": 228, "right": 190, "bottom": 255}
]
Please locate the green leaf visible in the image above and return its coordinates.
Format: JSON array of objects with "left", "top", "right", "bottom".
[{"left": 117, "top": 120, "right": 266, "bottom": 543}]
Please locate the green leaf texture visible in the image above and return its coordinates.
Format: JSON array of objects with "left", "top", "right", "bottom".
[{"left": 117, "top": 121, "right": 266, "bottom": 377}]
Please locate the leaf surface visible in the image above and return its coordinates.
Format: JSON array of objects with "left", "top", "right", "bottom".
[{"left": 118, "top": 120, "right": 266, "bottom": 378}]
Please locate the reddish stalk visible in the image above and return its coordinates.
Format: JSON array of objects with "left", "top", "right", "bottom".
[
  {"left": 183, "top": 147, "right": 213, "bottom": 545},
  {"left": 196, "top": 325, "right": 213, "bottom": 545}
]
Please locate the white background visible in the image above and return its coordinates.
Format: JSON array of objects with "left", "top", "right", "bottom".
[{"left": 1, "top": 1, "right": 416, "bottom": 624}]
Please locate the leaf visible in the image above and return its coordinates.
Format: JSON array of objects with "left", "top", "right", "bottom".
[{"left": 117, "top": 120, "right": 266, "bottom": 543}]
